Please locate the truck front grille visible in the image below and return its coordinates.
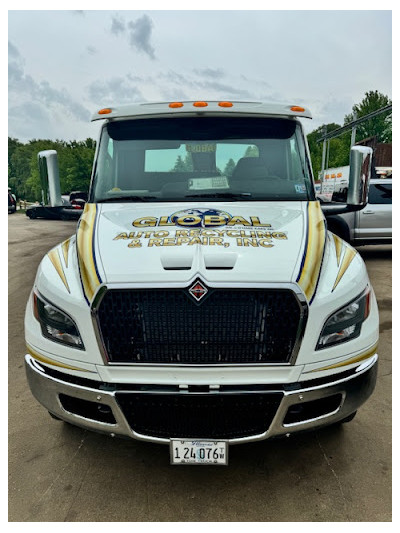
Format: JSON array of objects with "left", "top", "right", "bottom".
[
  {"left": 96, "top": 287, "right": 304, "bottom": 365},
  {"left": 116, "top": 392, "right": 283, "bottom": 439}
]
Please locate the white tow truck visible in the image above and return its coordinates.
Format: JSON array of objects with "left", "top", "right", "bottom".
[{"left": 25, "top": 101, "right": 379, "bottom": 465}]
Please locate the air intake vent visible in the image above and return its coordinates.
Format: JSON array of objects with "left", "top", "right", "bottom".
[
  {"left": 95, "top": 286, "right": 306, "bottom": 365},
  {"left": 116, "top": 392, "right": 283, "bottom": 439}
]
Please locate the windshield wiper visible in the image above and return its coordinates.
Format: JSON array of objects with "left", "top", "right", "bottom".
[
  {"left": 184, "top": 192, "right": 252, "bottom": 200},
  {"left": 96, "top": 195, "right": 157, "bottom": 203}
]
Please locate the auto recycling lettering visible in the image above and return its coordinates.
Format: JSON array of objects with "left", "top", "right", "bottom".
[{"left": 113, "top": 211, "right": 288, "bottom": 249}]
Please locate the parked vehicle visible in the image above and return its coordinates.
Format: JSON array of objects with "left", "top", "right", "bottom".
[
  {"left": 8, "top": 191, "right": 17, "bottom": 214},
  {"left": 327, "top": 178, "right": 392, "bottom": 245},
  {"left": 69, "top": 191, "right": 88, "bottom": 208},
  {"left": 26, "top": 197, "right": 83, "bottom": 220},
  {"left": 24, "top": 101, "right": 379, "bottom": 465},
  {"left": 321, "top": 165, "right": 349, "bottom": 202}
]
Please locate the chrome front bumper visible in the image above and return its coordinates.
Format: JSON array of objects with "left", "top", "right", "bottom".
[{"left": 25, "top": 354, "right": 378, "bottom": 444}]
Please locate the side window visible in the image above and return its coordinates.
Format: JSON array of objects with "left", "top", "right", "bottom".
[
  {"left": 95, "top": 135, "right": 115, "bottom": 194},
  {"left": 368, "top": 183, "right": 392, "bottom": 204}
]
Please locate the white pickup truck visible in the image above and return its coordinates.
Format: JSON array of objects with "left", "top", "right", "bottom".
[{"left": 24, "top": 101, "right": 379, "bottom": 465}]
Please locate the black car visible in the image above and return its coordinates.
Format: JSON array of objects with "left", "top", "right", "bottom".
[
  {"left": 8, "top": 192, "right": 17, "bottom": 214},
  {"left": 26, "top": 197, "right": 83, "bottom": 220}
]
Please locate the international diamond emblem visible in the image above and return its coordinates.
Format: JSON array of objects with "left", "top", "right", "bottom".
[{"left": 188, "top": 281, "right": 208, "bottom": 302}]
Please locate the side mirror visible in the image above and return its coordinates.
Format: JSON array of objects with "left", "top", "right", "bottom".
[
  {"left": 38, "top": 150, "right": 62, "bottom": 207},
  {"left": 347, "top": 146, "right": 372, "bottom": 206},
  {"left": 320, "top": 146, "right": 373, "bottom": 216}
]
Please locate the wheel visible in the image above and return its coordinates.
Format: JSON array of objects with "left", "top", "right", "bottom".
[{"left": 27, "top": 210, "right": 36, "bottom": 219}]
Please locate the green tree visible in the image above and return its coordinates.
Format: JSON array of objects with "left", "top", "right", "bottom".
[
  {"left": 344, "top": 90, "right": 392, "bottom": 143},
  {"left": 59, "top": 140, "right": 95, "bottom": 193},
  {"left": 223, "top": 158, "right": 236, "bottom": 177},
  {"left": 8, "top": 137, "right": 24, "bottom": 199},
  {"left": 171, "top": 155, "right": 187, "bottom": 172},
  {"left": 8, "top": 137, "right": 95, "bottom": 202},
  {"left": 243, "top": 145, "right": 258, "bottom": 158},
  {"left": 171, "top": 152, "right": 193, "bottom": 172},
  {"left": 307, "top": 123, "right": 350, "bottom": 179},
  {"left": 307, "top": 91, "right": 391, "bottom": 178}
]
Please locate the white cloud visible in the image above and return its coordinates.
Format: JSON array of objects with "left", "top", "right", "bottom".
[{"left": 8, "top": 10, "right": 392, "bottom": 142}]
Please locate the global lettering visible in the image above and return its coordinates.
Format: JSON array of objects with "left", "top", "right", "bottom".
[{"left": 132, "top": 215, "right": 272, "bottom": 228}]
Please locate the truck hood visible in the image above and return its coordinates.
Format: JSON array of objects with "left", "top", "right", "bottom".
[{"left": 76, "top": 201, "right": 326, "bottom": 303}]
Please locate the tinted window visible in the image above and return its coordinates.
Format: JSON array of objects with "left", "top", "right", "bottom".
[{"left": 368, "top": 183, "right": 392, "bottom": 204}]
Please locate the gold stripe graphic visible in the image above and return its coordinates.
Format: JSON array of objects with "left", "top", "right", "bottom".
[
  {"left": 47, "top": 248, "right": 70, "bottom": 293},
  {"left": 61, "top": 237, "right": 71, "bottom": 267},
  {"left": 309, "top": 342, "right": 378, "bottom": 372},
  {"left": 332, "top": 245, "right": 357, "bottom": 291},
  {"left": 297, "top": 201, "right": 326, "bottom": 302},
  {"left": 77, "top": 204, "right": 102, "bottom": 303},
  {"left": 332, "top": 233, "right": 343, "bottom": 266},
  {"left": 27, "top": 344, "right": 92, "bottom": 373}
]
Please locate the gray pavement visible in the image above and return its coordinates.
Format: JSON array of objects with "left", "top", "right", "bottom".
[{"left": 8, "top": 212, "right": 392, "bottom": 522}]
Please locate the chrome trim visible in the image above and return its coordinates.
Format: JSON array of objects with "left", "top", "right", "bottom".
[
  {"left": 90, "top": 280, "right": 308, "bottom": 367},
  {"left": 25, "top": 353, "right": 378, "bottom": 445},
  {"left": 90, "top": 284, "right": 109, "bottom": 362}
]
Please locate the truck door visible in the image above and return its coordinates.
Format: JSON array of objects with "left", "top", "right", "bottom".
[{"left": 355, "top": 182, "right": 392, "bottom": 241}]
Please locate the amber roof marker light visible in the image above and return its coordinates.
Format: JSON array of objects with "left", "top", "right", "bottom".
[
  {"left": 193, "top": 101, "right": 208, "bottom": 107},
  {"left": 98, "top": 108, "right": 113, "bottom": 115},
  {"left": 290, "top": 106, "right": 305, "bottom": 113},
  {"left": 169, "top": 102, "right": 184, "bottom": 108},
  {"left": 218, "top": 102, "right": 233, "bottom": 108}
]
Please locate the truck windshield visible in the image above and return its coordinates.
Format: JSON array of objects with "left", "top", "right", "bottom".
[{"left": 91, "top": 117, "right": 314, "bottom": 203}]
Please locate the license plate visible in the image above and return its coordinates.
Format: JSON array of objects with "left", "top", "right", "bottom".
[{"left": 170, "top": 439, "right": 228, "bottom": 465}]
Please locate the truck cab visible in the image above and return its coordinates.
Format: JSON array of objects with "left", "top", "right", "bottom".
[{"left": 24, "top": 101, "right": 379, "bottom": 465}]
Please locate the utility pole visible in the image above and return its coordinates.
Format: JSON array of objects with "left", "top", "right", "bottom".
[
  {"left": 321, "top": 125, "right": 327, "bottom": 173},
  {"left": 326, "top": 139, "right": 330, "bottom": 170},
  {"left": 350, "top": 111, "right": 357, "bottom": 146}
]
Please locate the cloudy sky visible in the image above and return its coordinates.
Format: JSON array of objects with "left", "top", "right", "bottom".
[{"left": 8, "top": 9, "right": 392, "bottom": 143}]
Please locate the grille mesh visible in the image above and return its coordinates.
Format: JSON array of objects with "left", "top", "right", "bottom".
[
  {"left": 96, "top": 286, "right": 303, "bottom": 364},
  {"left": 116, "top": 392, "right": 283, "bottom": 439}
]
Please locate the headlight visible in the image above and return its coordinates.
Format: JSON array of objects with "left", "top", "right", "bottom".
[
  {"left": 316, "top": 288, "right": 371, "bottom": 350},
  {"left": 33, "top": 292, "right": 84, "bottom": 349}
]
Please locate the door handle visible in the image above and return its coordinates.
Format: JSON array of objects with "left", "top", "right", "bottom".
[{"left": 363, "top": 210, "right": 375, "bottom": 214}]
